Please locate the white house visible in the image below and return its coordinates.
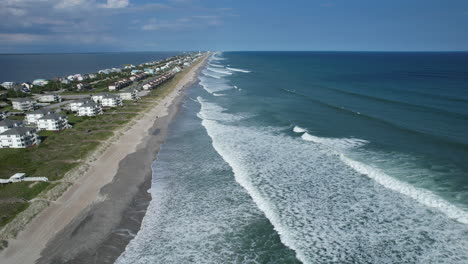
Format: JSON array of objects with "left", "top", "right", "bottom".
[
  {"left": 76, "top": 83, "right": 91, "bottom": 91},
  {"left": 77, "top": 102, "right": 103, "bottom": 116},
  {"left": 69, "top": 99, "right": 91, "bottom": 112},
  {"left": 1, "top": 82, "right": 16, "bottom": 89},
  {"left": 38, "top": 93, "right": 62, "bottom": 103},
  {"left": 101, "top": 94, "right": 123, "bottom": 108},
  {"left": 0, "top": 112, "right": 5, "bottom": 120},
  {"left": 91, "top": 94, "right": 106, "bottom": 103},
  {"left": 37, "top": 113, "right": 70, "bottom": 131},
  {"left": 88, "top": 73, "right": 97, "bottom": 79},
  {"left": 0, "top": 127, "right": 39, "bottom": 148},
  {"left": 25, "top": 108, "right": 54, "bottom": 125},
  {"left": 21, "top": 82, "right": 33, "bottom": 89},
  {"left": 0, "top": 119, "right": 23, "bottom": 133},
  {"left": 11, "top": 98, "right": 36, "bottom": 111},
  {"left": 119, "top": 89, "right": 139, "bottom": 101},
  {"left": 32, "top": 79, "right": 49, "bottom": 86}
]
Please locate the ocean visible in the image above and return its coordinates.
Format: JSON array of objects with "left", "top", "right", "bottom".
[
  {"left": 116, "top": 52, "right": 468, "bottom": 263},
  {"left": 0, "top": 52, "right": 181, "bottom": 83}
]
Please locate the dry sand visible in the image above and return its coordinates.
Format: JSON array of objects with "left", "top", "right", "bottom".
[{"left": 0, "top": 55, "right": 208, "bottom": 264}]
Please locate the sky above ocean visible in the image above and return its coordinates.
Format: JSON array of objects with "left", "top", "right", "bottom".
[{"left": 1, "top": 0, "right": 468, "bottom": 53}]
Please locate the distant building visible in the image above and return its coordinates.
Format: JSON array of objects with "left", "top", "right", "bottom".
[
  {"left": 108, "top": 78, "right": 131, "bottom": 91},
  {"left": 11, "top": 98, "right": 37, "bottom": 111},
  {"left": 144, "top": 68, "right": 155, "bottom": 75},
  {"left": 32, "top": 79, "right": 49, "bottom": 86},
  {"left": 88, "top": 73, "right": 97, "bottom": 79},
  {"left": 0, "top": 127, "right": 39, "bottom": 148},
  {"left": 131, "top": 70, "right": 142, "bottom": 75},
  {"left": 69, "top": 99, "right": 90, "bottom": 112},
  {"left": 119, "top": 89, "right": 139, "bottom": 101},
  {"left": 38, "top": 93, "right": 62, "bottom": 103},
  {"left": 0, "top": 111, "right": 5, "bottom": 120},
  {"left": 98, "top": 69, "right": 111, "bottom": 75},
  {"left": 101, "top": 94, "right": 123, "bottom": 108},
  {"left": 0, "top": 119, "right": 23, "bottom": 133},
  {"left": 21, "top": 82, "right": 33, "bottom": 89},
  {"left": 37, "top": 113, "right": 70, "bottom": 131},
  {"left": 1, "top": 82, "right": 16, "bottom": 89},
  {"left": 25, "top": 108, "right": 54, "bottom": 125},
  {"left": 77, "top": 102, "right": 103, "bottom": 116},
  {"left": 76, "top": 83, "right": 91, "bottom": 91}
]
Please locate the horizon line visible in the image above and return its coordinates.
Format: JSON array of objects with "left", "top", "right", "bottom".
[{"left": 1, "top": 50, "right": 468, "bottom": 55}]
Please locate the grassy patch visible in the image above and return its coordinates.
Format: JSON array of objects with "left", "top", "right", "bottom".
[{"left": 0, "top": 202, "right": 29, "bottom": 230}]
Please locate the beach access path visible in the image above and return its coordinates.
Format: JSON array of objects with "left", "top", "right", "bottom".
[{"left": 0, "top": 55, "right": 209, "bottom": 264}]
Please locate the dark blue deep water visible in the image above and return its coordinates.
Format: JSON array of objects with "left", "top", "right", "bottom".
[
  {"left": 0, "top": 52, "right": 180, "bottom": 82},
  {"left": 117, "top": 52, "right": 468, "bottom": 264}
]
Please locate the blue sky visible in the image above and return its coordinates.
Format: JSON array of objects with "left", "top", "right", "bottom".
[{"left": 1, "top": 0, "right": 467, "bottom": 53}]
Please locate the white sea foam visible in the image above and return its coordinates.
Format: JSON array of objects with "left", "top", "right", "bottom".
[
  {"left": 201, "top": 70, "right": 222, "bottom": 79},
  {"left": 212, "top": 93, "right": 226, "bottom": 96},
  {"left": 292, "top": 126, "right": 307, "bottom": 133},
  {"left": 199, "top": 75, "right": 234, "bottom": 94},
  {"left": 207, "top": 67, "right": 232, "bottom": 75},
  {"left": 197, "top": 97, "right": 468, "bottom": 263},
  {"left": 226, "top": 67, "right": 251, "bottom": 73},
  {"left": 301, "top": 132, "right": 368, "bottom": 150},
  {"left": 208, "top": 63, "right": 224, "bottom": 68},
  {"left": 340, "top": 155, "right": 468, "bottom": 224}
]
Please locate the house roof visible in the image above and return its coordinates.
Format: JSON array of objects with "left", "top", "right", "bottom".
[
  {"left": 39, "top": 113, "right": 66, "bottom": 120},
  {"left": 103, "top": 94, "right": 119, "bottom": 99},
  {"left": 28, "top": 108, "right": 53, "bottom": 115},
  {"left": 10, "top": 97, "right": 34, "bottom": 102},
  {"left": 0, "top": 127, "right": 36, "bottom": 136},
  {"left": 0, "top": 118, "right": 23, "bottom": 127},
  {"left": 80, "top": 102, "right": 99, "bottom": 108}
]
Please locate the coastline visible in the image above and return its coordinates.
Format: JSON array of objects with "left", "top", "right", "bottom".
[{"left": 0, "top": 54, "right": 209, "bottom": 264}]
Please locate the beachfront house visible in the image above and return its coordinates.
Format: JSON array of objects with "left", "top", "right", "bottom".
[
  {"left": 32, "top": 79, "right": 49, "bottom": 86},
  {"left": 118, "top": 89, "right": 139, "bottom": 101},
  {"left": 0, "top": 119, "right": 23, "bottom": 133},
  {"left": 21, "top": 82, "right": 33, "bottom": 89},
  {"left": 0, "top": 127, "right": 39, "bottom": 148},
  {"left": 101, "top": 94, "right": 123, "bottom": 108},
  {"left": 91, "top": 94, "right": 106, "bottom": 103},
  {"left": 108, "top": 79, "right": 131, "bottom": 91},
  {"left": 38, "top": 93, "right": 62, "bottom": 103},
  {"left": 76, "top": 83, "right": 91, "bottom": 91},
  {"left": 25, "top": 108, "right": 54, "bottom": 125},
  {"left": 69, "top": 99, "right": 91, "bottom": 112},
  {"left": 1, "top": 82, "right": 16, "bottom": 89},
  {"left": 77, "top": 102, "right": 103, "bottom": 116},
  {"left": 11, "top": 98, "right": 37, "bottom": 111},
  {"left": 37, "top": 113, "right": 70, "bottom": 131},
  {"left": 88, "top": 73, "right": 97, "bottom": 79}
]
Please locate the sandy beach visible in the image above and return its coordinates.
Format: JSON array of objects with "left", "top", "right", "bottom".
[{"left": 0, "top": 55, "right": 208, "bottom": 264}]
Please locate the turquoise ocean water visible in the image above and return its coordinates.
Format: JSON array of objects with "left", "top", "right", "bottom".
[{"left": 116, "top": 52, "right": 468, "bottom": 263}]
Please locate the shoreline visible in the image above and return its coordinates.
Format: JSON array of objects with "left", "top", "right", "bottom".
[{"left": 0, "top": 54, "right": 209, "bottom": 264}]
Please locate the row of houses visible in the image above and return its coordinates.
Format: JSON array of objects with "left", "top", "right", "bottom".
[
  {"left": 9, "top": 93, "right": 62, "bottom": 111},
  {"left": 69, "top": 91, "right": 136, "bottom": 116},
  {"left": 142, "top": 72, "right": 175, "bottom": 90},
  {"left": 108, "top": 78, "right": 132, "bottom": 91}
]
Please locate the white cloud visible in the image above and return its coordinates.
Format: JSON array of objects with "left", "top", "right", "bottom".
[
  {"left": 54, "top": 0, "right": 94, "bottom": 9},
  {"left": 101, "top": 0, "right": 129, "bottom": 9},
  {"left": 0, "top": 33, "right": 46, "bottom": 43}
]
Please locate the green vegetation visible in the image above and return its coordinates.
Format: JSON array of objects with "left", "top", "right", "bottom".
[{"left": 0, "top": 57, "right": 202, "bottom": 231}]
